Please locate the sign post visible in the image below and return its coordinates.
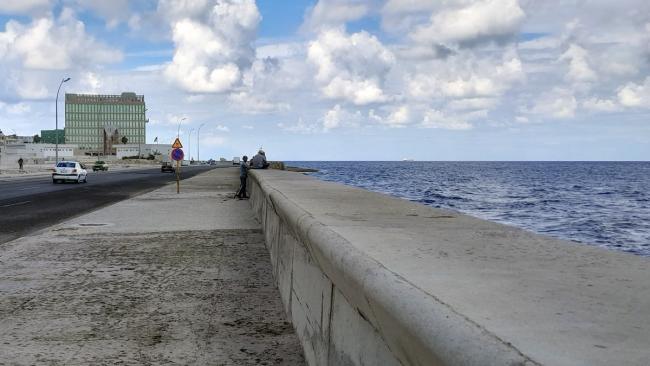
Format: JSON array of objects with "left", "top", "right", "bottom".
[{"left": 171, "top": 138, "right": 184, "bottom": 194}]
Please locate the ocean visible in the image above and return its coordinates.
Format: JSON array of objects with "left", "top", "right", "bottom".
[{"left": 287, "top": 161, "right": 650, "bottom": 256}]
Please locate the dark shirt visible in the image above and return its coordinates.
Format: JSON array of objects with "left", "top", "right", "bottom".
[
  {"left": 240, "top": 161, "right": 248, "bottom": 177},
  {"left": 250, "top": 154, "right": 267, "bottom": 169}
]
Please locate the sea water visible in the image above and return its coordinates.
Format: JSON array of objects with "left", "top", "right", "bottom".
[{"left": 288, "top": 161, "right": 650, "bottom": 256}]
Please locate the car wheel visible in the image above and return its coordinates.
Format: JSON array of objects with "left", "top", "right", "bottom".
[
  {"left": 83, "top": 175, "right": 88, "bottom": 183},
  {"left": 53, "top": 179, "right": 57, "bottom": 184},
  {"left": 76, "top": 175, "right": 83, "bottom": 184}
]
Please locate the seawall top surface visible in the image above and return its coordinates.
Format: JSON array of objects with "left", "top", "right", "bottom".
[{"left": 251, "top": 169, "right": 650, "bottom": 366}]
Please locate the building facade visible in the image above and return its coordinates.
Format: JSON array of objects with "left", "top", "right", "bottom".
[
  {"left": 116, "top": 144, "right": 172, "bottom": 160},
  {"left": 65, "top": 92, "right": 147, "bottom": 155},
  {"left": 41, "top": 129, "right": 65, "bottom": 144}
]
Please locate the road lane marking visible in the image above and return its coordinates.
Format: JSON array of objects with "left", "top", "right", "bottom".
[
  {"left": 18, "top": 186, "right": 39, "bottom": 190},
  {"left": 0, "top": 200, "right": 31, "bottom": 208}
]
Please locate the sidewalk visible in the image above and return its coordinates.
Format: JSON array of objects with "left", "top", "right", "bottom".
[{"left": 0, "top": 168, "right": 304, "bottom": 365}]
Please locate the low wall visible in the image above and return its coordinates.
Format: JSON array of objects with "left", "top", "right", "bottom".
[{"left": 248, "top": 170, "right": 650, "bottom": 366}]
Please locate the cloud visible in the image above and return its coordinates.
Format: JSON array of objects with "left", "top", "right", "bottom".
[
  {"left": 368, "top": 105, "right": 411, "bottom": 128},
  {"left": 185, "top": 94, "right": 206, "bottom": 103},
  {"left": 527, "top": 88, "right": 577, "bottom": 119},
  {"left": 421, "top": 109, "right": 473, "bottom": 130},
  {"left": 448, "top": 97, "right": 498, "bottom": 110},
  {"left": 228, "top": 91, "right": 290, "bottom": 114},
  {"left": 164, "top": 0, "right": 260, "bottom": 93},
  {"left": 165, "top": 114, "right": 191, "bottom": 126},
  {"left": 70, "top": 0, "right": 131, "bottom": 28},
  {"left": 582, "top": 97, "right": 620, "bottom": 113},
  {"left": 157, "top": 0, "right": 212, "bottom": 22},
  {"left": 385, "top": 105, "right": 410, "bottom": 127},
  {"left": 200, "top": 133, "right": 227, "bottom": 147},
  {"left": 0, "top": 0, "right": 51, "bottom": 15},
  {"left": 0, "top": 9, "right": 122, "bottom": 70},
  {"left": 278, "top": 118, "right": 321, "bottom": 134},
  {"left": 407, "top": 53, "right": 524, "bottom": 100},
  {"left": 0, "top": 101, "right": 31, "bottom": 115},
  {"left": 380, "top": 0, "right": 439, "bottom": 34},
  {"left": 79, "top": 72, "right": 103, "bottom": 93},
  {"left": 215, "top": 124, "right": 230, "bottom": 132},
  {"left": 322, "top": 104, "right": 362, "bottom": 130},
  {"left": 409, "top": 0, "right": 525, "bottom": 48},
  {"left": 559, "top": 44, "right": 596, "bottom": 83},
  {"left": 307, "top": 27, "right": 395, "bottom": 105},
  {"left": 13, "top": 74, "right": 49, "bottom": 99},
  {"left": 617, "top": 77, "right": 650, "bottom": 108},
  {"left": 302, "top": 0, "right": 369, "bottom": 32}
]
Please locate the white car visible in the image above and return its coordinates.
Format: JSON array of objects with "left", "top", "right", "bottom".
[{"left": 52, "top": 161, "right": 88, "bottom": 184}]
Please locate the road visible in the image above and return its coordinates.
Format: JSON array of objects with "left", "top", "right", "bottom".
[{"left": 0, "top": 165, "right": 218, "bottom": 245}]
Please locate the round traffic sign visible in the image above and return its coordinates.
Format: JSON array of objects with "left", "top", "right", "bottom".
[{"left": 171, "top": 148, "right": 184, "bottom": 161}]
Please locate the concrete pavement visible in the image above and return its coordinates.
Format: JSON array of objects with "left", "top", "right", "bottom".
[{"left": 0, "top": 168, "right": 304, "bottom": 365}]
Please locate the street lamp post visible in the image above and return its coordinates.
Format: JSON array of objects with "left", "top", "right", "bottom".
[
  {"left": 55, "top": 77, "right": 71, "bottom": 163},
  {"left": 197, "top": 123, "right": 205, "bottom": 163},
  {"left": 188, "top": 128, "right": 195, "bottom": 163},
  {"left": 141, "top": 108, "right": 148, "bottom": 158},
  {"left": 177, "top": 117, "right": 187, "bottom": 138}
]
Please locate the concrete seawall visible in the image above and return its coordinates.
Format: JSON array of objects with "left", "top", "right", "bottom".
[{"left": 249, "top": 169, "right": 650, "bottom": 366}]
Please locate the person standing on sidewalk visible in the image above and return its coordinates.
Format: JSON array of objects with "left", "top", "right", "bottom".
[
  {"left": 236, "top": 155, "right": 249, "bottom": 199},
  {"left": 18, "top": 157, "right": 23, "bottom": 171}
]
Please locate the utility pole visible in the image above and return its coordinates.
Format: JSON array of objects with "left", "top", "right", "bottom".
[{"left": 55, "top": 77, "right": 71, "bottom": 163}]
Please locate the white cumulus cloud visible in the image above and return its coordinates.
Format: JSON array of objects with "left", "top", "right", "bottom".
[
  {"left": 617, "top": 77, "right": 650, "bottom": 108},
  {"left": 0, "top": 9, "right": 122, "bottom": 70},
  {"left": 164, "top": 0, "right": 260, "bottom": 93},
  {"left": 560, "top": 44, "right": 596, "bottom": 83},
  {"left": 410, "top": 0, "right": 525, "bottom": 48},
  {"left": 307, "top": 27, "right": 395, "bottom": 105}
]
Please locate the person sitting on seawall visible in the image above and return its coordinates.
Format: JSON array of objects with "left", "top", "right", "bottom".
[
  {"left": 250, "top": 149, "right": 269, "bottom": 169},
  {"left": 235, "top": 155, "right": 249, "bottom": 200}
]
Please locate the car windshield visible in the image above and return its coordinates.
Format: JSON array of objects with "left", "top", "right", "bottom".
[
  {"left": 57, "top": 162, "right": 76, "bottom": 168},
  {"left": 95, "top": 161, "right": 104, "bottom": 164}
]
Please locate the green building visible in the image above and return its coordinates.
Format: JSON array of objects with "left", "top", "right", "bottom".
[
  {"left": 40, "top": 129, "right": 65, "bottom": 144},
  {"left": 65, "top": 92, "right": 147, "bottom": 155}
]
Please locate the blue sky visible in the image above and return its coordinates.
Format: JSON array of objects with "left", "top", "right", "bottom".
[{"left": 0, "top": 0, "right": 649, "bottom": 160}]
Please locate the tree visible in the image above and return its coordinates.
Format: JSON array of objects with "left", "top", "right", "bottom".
[
  {"left": 33, "top": 134, "right": 41, "bottom": 143},
  {"left": 121, "top": 136, "right": 128, "bottom": 144}
]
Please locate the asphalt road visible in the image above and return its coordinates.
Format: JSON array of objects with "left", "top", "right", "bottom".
[{"left": 0, "top": 165, "right": 217, "bottom": 245}]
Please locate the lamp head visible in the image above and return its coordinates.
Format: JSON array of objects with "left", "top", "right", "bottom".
[{"left": 63, "top": 77, "right": 71, "bottom": 82}]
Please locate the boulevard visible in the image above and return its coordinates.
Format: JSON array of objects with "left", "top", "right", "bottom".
[{"left": 0, "top": 165, "right": 214, "bottom": 245}]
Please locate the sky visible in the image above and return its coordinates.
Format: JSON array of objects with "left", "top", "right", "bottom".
[{"left": 0, "top": 0, "right": 649, "bottom": 161}]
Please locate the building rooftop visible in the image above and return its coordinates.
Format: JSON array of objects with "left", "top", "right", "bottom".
[{"left": 65, "top": 92, "right": 144, "bottom": 104}]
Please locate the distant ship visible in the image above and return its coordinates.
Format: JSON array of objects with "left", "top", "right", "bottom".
[{"left": 402, "top": 158, "right": 415, "bottom": 161}]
